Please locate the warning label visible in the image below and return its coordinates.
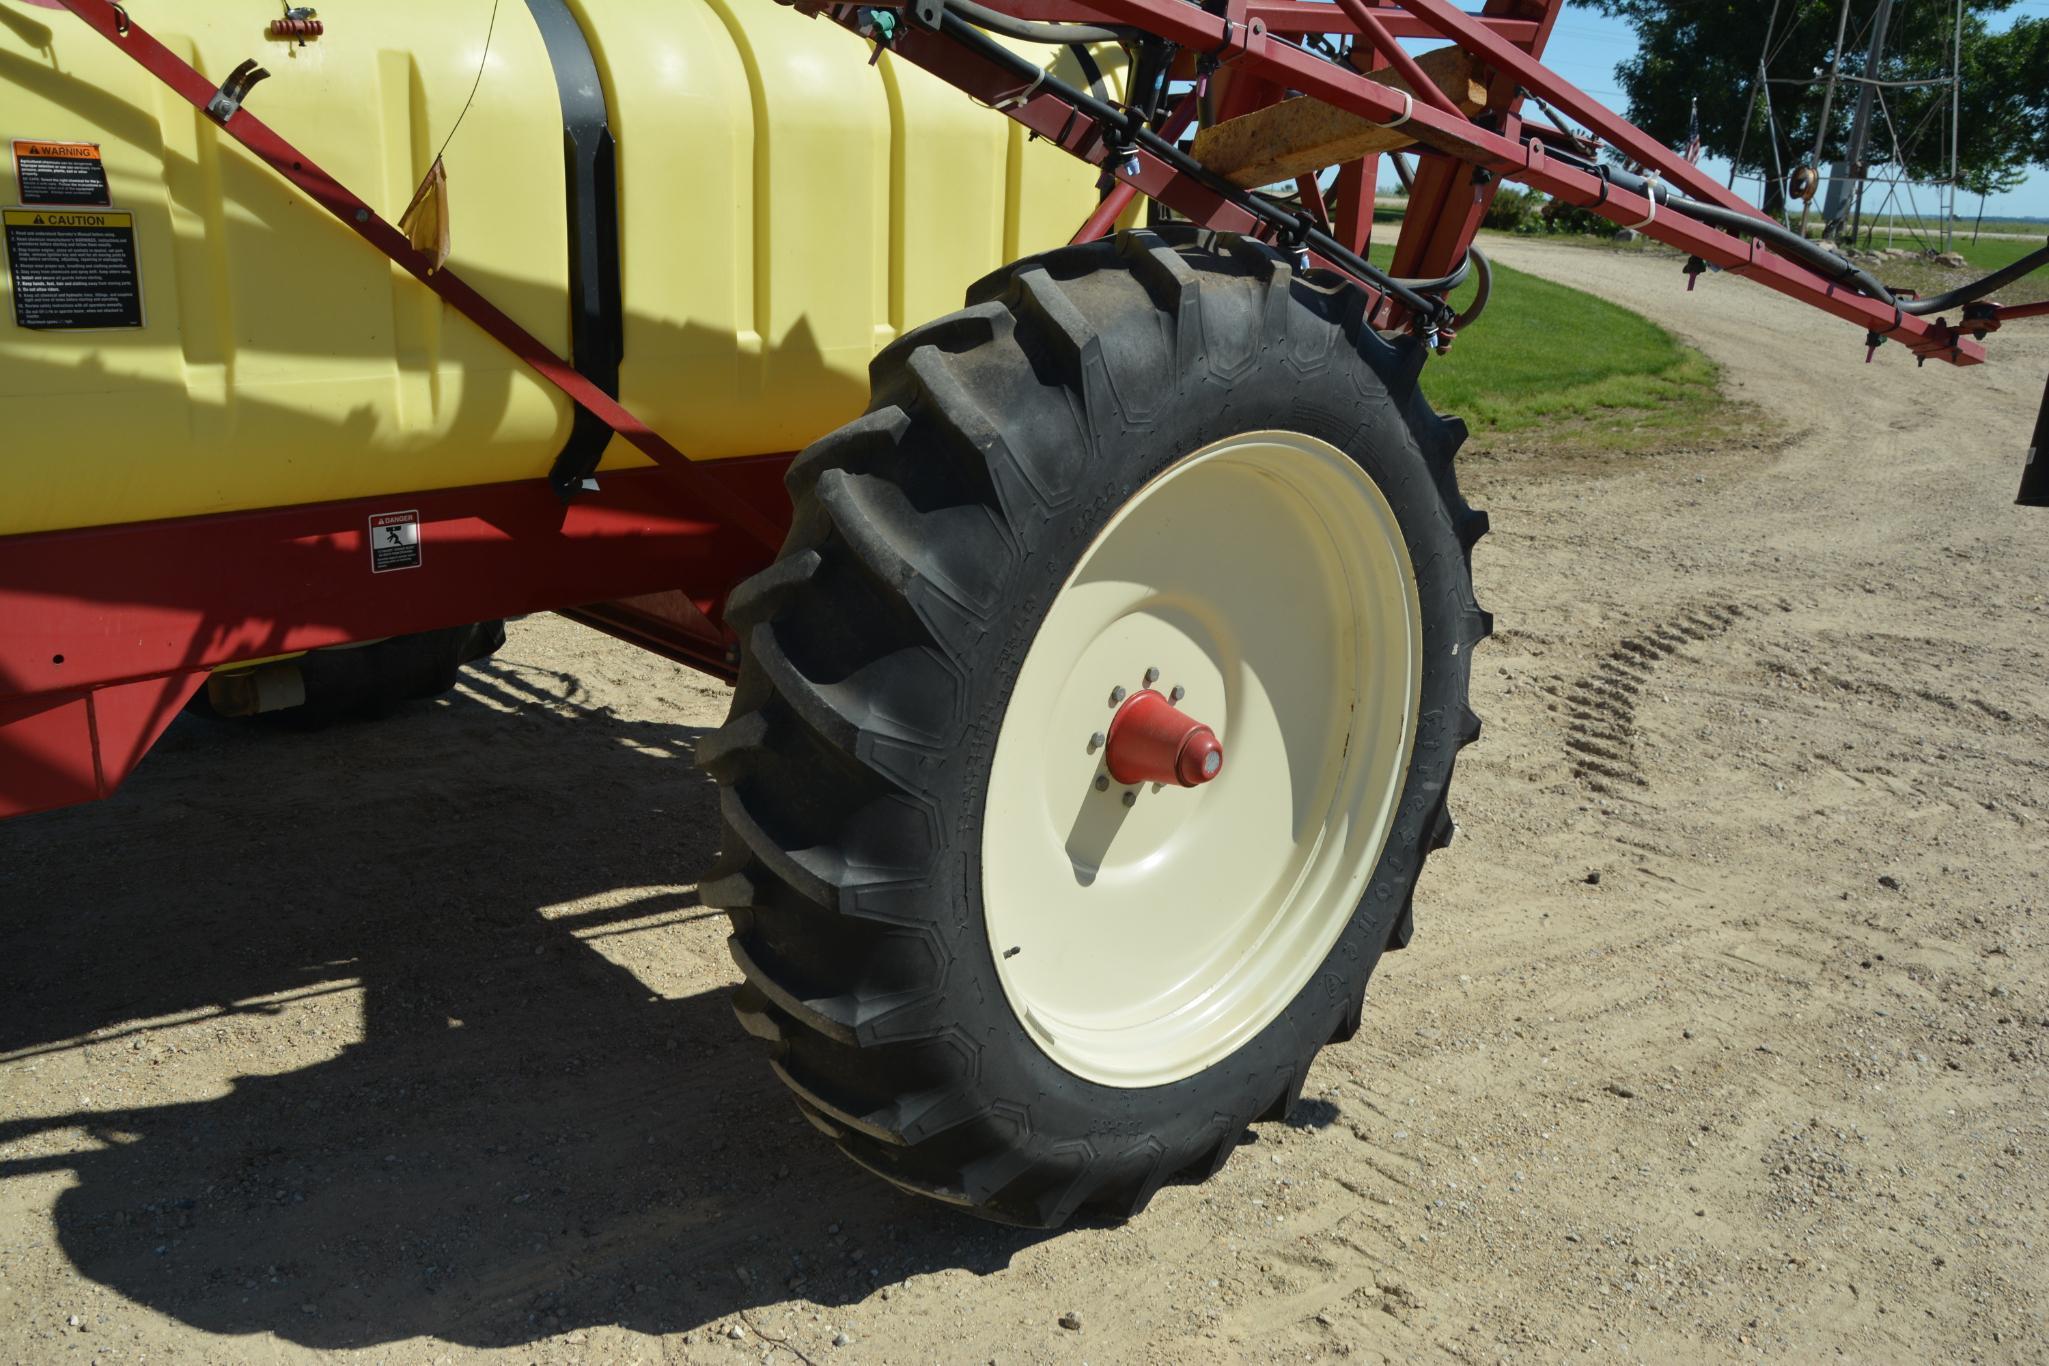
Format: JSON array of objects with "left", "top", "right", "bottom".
[
  {"left": 12, "top": 140, "right": 111, "bottom": 207},
  {"left": 369, "top": 510, "right": 422, "bottom": 573},
  {"left": 3, "top": 208, "right": 142, "bottom": 330}
]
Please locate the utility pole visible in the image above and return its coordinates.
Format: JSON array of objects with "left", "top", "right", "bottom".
[
  {"left": 1732, "top": 0, "right": 1786, "bottom": 193},
  {"left": 1844, "top": 0, "right": 1892, "bottom": 244},
  {"left": 1947, "top": 0, "right": 1962, "bottom": 252},
  {"left": 1805, "top": 0, "right": 1855, "bottom": 239}
]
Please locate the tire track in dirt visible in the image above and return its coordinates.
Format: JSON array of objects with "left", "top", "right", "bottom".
[{"left": 1541, "top": 599, "right": 1793, "bottom": 794}]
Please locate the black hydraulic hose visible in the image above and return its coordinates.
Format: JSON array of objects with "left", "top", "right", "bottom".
[
  {"left": 1655, "top": 192, "right": 2049, "bottom": 320},
  {"left": 1544, "top": 148, "right": 1899, "bottom": 310},
  {"left": 936, "top": 10, "right": 1455, "bottom": 329},
  {"left": 1385, "top": 251, "right": 1470, "bottom": 293},
  {"left": 1894, "top": 241, "right": 2049, "bottom": 316},
  {"left": 1573, "top": 151, "right": 2046, "bottom": 317},
  {"left": 946, "top": 0, "right": 1131, "bottom": 46},
  {"left": 1675, "top": 195, "right": 1897, "bottom": 308},
  {"left": 1259, "top": 186, "right": 1475, "bottom": 292},
  {"left": 1450, "top": 243, "right": 1491, "bottom": 331}
]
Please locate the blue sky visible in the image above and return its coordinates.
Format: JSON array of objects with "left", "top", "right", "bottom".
[{"left": 1389, "top": 0, "right": 2049, "bottom": 219}]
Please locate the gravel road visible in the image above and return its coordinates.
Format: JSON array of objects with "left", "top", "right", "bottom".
[{"left": 2, "top": 238, "right": 2045, "bottom": 1363}]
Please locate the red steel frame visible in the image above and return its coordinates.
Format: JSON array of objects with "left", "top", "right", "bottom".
[
  {"left": 3, "top": 0, "right": 2037, "bottom": 819},
  {"left": 0, "top": 460, "right": 789, "bottom": 818},
  {"left": 846, "top": 0, "right": 1994, "bottom": 362}
]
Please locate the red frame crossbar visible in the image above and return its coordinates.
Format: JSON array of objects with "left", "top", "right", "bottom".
[{"left": 0, "top": 459, "right": 789, "bottom": 818}]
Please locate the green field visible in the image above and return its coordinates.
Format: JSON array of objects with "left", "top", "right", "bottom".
[
  {"left": 1944, "top": 235, "right": 2049, "bottom": 272},
  {"left": 1374, "top": 244, "right": 1726, "bottom": 442},
  {"left": 1796, "top": 225, "right": 2046, "bottom": 270},
  {"left": 1841, "top": 216, "right": 2047, "bottom": 241}
]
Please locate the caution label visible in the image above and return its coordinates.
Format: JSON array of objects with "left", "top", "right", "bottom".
[
  {"left": 3, "top": 208, "right": 142, "bottom": 330},
  {"left": 369, "top": 510, "right": 422, "bottom": 573},
  {"left": 12, "top": 140, "right": 112, "bottom": 207}
]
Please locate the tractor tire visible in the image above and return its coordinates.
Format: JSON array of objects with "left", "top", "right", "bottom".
[{"left": 699, "top": 228, "right": 1489, "bottom": 1227}]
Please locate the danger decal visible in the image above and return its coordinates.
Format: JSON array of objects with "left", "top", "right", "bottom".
[{"left": 369, "top": 511, "right": 423, "bottom": 573}]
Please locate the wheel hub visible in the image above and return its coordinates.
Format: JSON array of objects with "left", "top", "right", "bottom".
[{"left": 1103, "top": 687, "right": 1224, "bottom": 788}]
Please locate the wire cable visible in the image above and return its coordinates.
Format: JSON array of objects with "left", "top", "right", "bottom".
[{"left": 430, "top": 0, "right": 503, "bottom": 168}]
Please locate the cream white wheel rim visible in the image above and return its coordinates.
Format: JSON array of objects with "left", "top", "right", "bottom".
[{"left": 981, "top": 430, "right": 1423, "bottom": 1088}]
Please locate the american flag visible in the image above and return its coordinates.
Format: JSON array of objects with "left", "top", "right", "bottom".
[{"left": 1684, "top": 97, "right": 1702, "bottom": 165}]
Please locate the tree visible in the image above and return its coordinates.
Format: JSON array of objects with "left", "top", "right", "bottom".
[
  {"left": 1960, "top": 162, "right": 2026, "bottom": 239},
  {"left": 1586, "top": 0, "right": 2048, "bottom": 203}
]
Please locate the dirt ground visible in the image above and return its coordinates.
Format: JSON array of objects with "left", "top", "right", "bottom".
[{"left": 3, "top": 240, "right": 2046, "bottom": 1364}]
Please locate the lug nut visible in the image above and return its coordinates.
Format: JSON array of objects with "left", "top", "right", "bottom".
[
  {"left": 1094, "top": 775, "right": 1108, "bottom": 792},
  {"left": 1109, "top": 685, "right": 1126, "bottom": 706},
  {"left": 1169, "top": 684, "right": 1185, "bottom": 704},
  {"left": 1143, "top": 666, "right": 1160, "bottom": 686},
  {"left": 1088, "top": 731, "right": 1105, "bottom": 751},
  {"left": 1121, "top": 791, "right": 1137, "bottom": 807}
]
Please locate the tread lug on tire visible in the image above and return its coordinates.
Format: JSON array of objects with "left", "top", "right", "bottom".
[{"left": 704, "top": 228, "right": 1488, "bottom": 1227}]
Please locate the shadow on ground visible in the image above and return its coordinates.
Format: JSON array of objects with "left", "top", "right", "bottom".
[{"left": 0, "top": 654, "right": 1054, "bottom": 1349}]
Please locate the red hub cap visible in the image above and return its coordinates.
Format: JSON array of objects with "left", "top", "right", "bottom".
[{"left": 1104, "top": 689, "right": 1224, "bottom": 788}]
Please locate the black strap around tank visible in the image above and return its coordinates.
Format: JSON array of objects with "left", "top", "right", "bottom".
[{"left": 523, "top": 0, "right": 624, "bottom": 497}]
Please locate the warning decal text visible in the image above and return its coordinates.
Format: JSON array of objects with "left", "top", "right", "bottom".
[
  {"left": 3, "top": 208, "right": 142, "bottom": 330},
  {"left": 11, "top": 140, "right": 112, "bottom": 207}
]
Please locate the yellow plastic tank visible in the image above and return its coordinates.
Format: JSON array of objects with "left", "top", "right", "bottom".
[{"left": 0, "top": 0, "right": 1119, "bottom": 536}]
